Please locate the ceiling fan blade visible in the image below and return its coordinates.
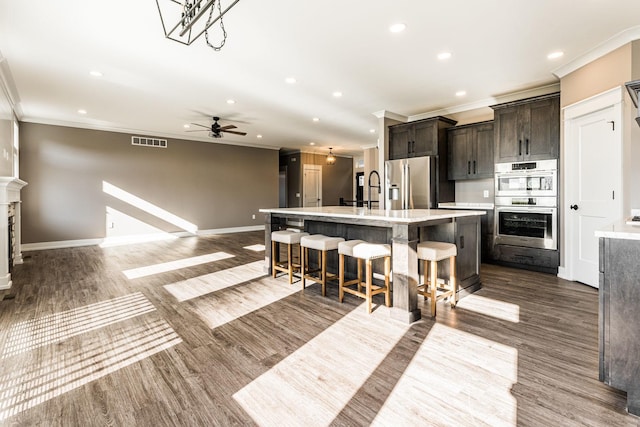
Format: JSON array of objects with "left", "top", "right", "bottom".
[
  {"left": 185, "top": 129, "right": 209, "bottom": 132},
  {"left": 224, "top": 130, "right": 247, "bottom": 136},
  {"left": 191, "top": 123, "right": 211, "bottom": 129},
  {"left": 219, "top": 124, "right": 237, "bottom": 130}
]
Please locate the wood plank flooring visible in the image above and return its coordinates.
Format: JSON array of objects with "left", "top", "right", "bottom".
[{"left": 0, "top": 231, "right": 637, "bottom": 426}]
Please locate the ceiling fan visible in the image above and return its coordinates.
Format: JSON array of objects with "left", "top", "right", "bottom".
[{"left": 187, "top": 116, "right": 247, "bottom": 138}]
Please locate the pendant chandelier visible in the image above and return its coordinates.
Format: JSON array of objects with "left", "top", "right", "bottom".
[
  {"left": 156, "top": 0, "right": 240, "bottom": 51},
  {"left": 326, "top": 148, "right": 336, "bottom": 165}
]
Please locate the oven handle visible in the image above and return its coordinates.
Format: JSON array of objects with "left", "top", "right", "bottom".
[{"left": 496, "top": 206, "right": 556, "bottom": 214}]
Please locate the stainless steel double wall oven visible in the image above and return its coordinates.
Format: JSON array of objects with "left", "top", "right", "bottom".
[{"left": 494, "top": 159, "right": 557, "bottom": 250}]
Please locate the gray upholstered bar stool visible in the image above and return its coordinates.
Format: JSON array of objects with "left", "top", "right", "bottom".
[
  {"left": 417, "top": 241, "right": 457, "bottom": 317},
  {"left": 271, "top": 230, "right": 309, "bottom": 284},
  {"left": 300, "top": 234, "right": 345, "bottom": 296},
  {"left": 338, "top": 240, "right": 391, "bottom": 313}
]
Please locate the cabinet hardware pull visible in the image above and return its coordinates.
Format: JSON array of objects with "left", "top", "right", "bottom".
[
  {"left": 468, "top": 161, "right": 471, "bottom": 175},
  {"left": 412, "top": 141, "right": 415, "bottom": 154},
  {"left": 460, "top": 235, "right": 465, "bottom": 249},
  {"left": 407, "top": 140, "right": 411, "bottom": 155},
  {"left": 473, "top": 160, "right": 476, "bottom": 174},
  {"left": 526, "top": 139, "right": 529, "bottom": 155},
  {"left": 519, "top": 140, "right": 522, "bottom": 156},
  {"left": 570, "top": 204, "right": 579, "bottom": 210}
]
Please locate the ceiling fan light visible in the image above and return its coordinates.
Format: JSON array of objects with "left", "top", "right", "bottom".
[{"left": 326, "top": 148, "right": 336, "bottom": 165}]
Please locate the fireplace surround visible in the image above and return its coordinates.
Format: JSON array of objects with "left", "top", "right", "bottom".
[{"left": 0, "top": 177, "right": 26, "bottom": 296}]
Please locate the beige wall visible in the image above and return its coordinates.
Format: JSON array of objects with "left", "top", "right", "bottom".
[
  {"left": 20, "top": 123, "right": 279, "bottom": 244},
  {"left": 0, "top": 83, "right": 15, "bottom": 177},
  {"left": 300, "top": 152, "right": 353, "bottom": 206}
]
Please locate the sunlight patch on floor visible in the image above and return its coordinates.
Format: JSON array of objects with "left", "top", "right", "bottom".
[
  {"left": 123, "top": 251, "right": 235, "bottom": 279},
  {"left": 189, "top": 272, "right": 303, "bottom": 330},
  {"left": 233, "top": 306, "right": 410, "bottom": 426},
  {"left": 163, "top": 260, "right": 265, "bottom": 302},
  {"left": 2, "top": 293, "right": 155, "bottom": 358},
  {"left": 0, "top": 318, "right": 181, "bottom": 421},
  {"left": 243, "top": 244, "right": 265, "bottom": 252},
  {"left": 372, "top": 323, "right": 518, "bottom": 426},
  {"left": 456, "top": 294, "right": 520, "bottom": 323}
]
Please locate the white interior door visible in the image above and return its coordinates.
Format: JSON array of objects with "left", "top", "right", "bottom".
[
  {"left": 303, "top": 164, "right": 322, "bottom": 207},
  {"left": 565, "top": 94, "right": 622, "bottom": 287}
]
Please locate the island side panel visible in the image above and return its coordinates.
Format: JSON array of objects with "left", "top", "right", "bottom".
[
  {"left": 391, "top": 223, "right": 421, "bottom": 323},
  {"left": 264, "top": 213, "right": 286, "bottom": 274}
]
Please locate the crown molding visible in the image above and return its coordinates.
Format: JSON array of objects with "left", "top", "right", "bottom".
[
  {"left": 0, "top": 54, "right": 24, "bottom": 119},
  {"left": 372, "top": 110, "right": 407, "bottom": 122},
  {"left": 553, "top": 25, "right": 640, "bottom": 78},
  {"left": 18, "top": 117, "right": 281, "bottom": 151},
  {"left": 409, "top": 83, "right": 561, "bottom": 121}
]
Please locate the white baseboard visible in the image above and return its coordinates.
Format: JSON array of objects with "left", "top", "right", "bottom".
[
  {"left": 21, "top": 225, "right": 266, "bottom": 252},
  {"left": 557, "top": 266, "right": 571, "bottom": 281}
]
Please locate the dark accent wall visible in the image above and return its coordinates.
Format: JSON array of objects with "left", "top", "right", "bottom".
[{"left": 20, "top": 123, "right": 278, "bottom": 243}]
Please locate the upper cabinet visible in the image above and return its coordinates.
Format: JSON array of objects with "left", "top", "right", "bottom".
[
  {"left": 388, "top": 116, "right": 457, "bottom": 160},
  {"left": 447, "top": 121, "right": 494, "bottom": 180},
  {"left": 491, "top": 93, "right": 560, "bottom": 163}
]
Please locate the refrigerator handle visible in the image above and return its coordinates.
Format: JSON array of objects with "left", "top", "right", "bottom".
[{"left": 403, "top": 163, "right": 410, "bottom": 209}]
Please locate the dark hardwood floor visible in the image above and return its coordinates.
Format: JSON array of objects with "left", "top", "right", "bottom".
[{"left": 0, "top": 231, "right": 637, "bottom": 426}]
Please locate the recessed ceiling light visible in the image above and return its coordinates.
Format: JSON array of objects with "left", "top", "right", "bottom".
[
  {"left": 309, "top": 142, "right": 316, "bottom": 146},
  {"left": 333, "top": 91, "right": 343, "bottom": 98},
  {"left": 369, "top": 129, "right": 376, "bottom": 133},
  {"left": 227, "top": 99, "right": 235, "bottom": 104},
  {"left": 437, "top": 51, "right": 452, "bottom": 60},
  {"left": 455, "top": 90, "right": 467, "bottom": 97},
  {"left": 183, "top": 124, "right": 191, "bottom": 129},
  {"left": 389, "top": 23, "right": 406, "bottom": 33},
  {"left": 313, "top": 117, "right": 320, "bottom": 122},
  {"left": 89, "top": 70, "right": 103, "bottom": 77},
  {"left": 547, "top": 51, "right": 564, "bottom": 60},
  {"left": 257, "top": 134, "right": 263, "bottom": 139},
  {"left": 77, "top": 109, "right": 87, "bottom": 115},
  {"left": 285, "top": 77, "right": 296, "bottom": 84}
]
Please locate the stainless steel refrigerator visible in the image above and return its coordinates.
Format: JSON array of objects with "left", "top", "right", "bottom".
[{"left": 384, "top": 157, "right": 437, "bottom": 210}]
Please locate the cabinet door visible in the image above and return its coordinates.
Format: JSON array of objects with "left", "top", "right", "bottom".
[
  {"left": 457, "top": 217, "right": 480, "bottom": 284},
  {"left": 448, "top": 127, "right": 471, "bottom": 180},
  {"left": 413, "top": 120, "right": 438, "bottom": 157},
  {"left": 389, "top": 124, "right": 411, "bottom": 160},
  {"left": 524, "top": 97, "right": 560, "bottom": 160},
  {"left": 494, "top": 105, "right": 521, "bottom": 163},
  {"left": 473, "top": 122, "right": 494, "bottom": 178}
]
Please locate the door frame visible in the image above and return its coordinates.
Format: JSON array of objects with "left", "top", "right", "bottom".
[
  {"left": 559, "top": 86, "right": 623, "bottom": 283},
  {"left": 302, "top": 164, "right": 322, "bottom": 207}
]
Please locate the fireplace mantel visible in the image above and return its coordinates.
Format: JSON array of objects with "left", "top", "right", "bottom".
[{"left": 0, "top": 177, "right": 27, "bottom": 293}]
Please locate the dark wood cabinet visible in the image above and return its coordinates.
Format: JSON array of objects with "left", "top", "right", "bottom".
[
  {"left": 388, "top": 116, "right": 457, "bottom": 160},
  {"left": 491, "top": 93, "right": 559, "bottom": 163},
  {"left": 480, "top": 208, "right": 495, "bottom": 263},
  {"left": 388, "top": 116, "right": 457, "bottom": 204},
  {"left": 447, "top": 121, "right": 494, "bottom": 180},
  {"left": 599, "top": 237, "right": 640, "bottom": 416}
]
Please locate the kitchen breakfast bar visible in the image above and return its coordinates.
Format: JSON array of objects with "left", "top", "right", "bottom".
[{"left": 260, "top": 206, "right": 486, "bottom": 323}]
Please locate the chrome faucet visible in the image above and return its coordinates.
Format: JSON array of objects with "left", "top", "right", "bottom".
[{"left": 367, "top": 170, "right": 381, "bottom": 209}]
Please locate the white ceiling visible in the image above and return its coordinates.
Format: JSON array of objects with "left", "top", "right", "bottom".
[{"left": 2, "top": 0, "right": 640, "bottom": 156}]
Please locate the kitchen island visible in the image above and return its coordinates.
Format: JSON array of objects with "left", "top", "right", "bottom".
[
  {"left": 259, "top": 206, "right": 485, "bottom": 323},
  {"left": 596, "top": 221, "right": 640, "bottom": 416}
]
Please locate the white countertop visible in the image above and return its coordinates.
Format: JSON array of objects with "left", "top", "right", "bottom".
[
  {"left": 438, "top": 202, "right": 494, "bottom": 210},
  {"left": 595, "top": 220, "right": 640, "bottom": 241},
  {"left": 259, "top": 206, "right": 486, "bottom": 224}
]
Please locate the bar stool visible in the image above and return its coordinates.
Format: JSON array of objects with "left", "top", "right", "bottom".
[
  {"left": 300, "top": 234, "right": 345, "bottom": 296},
  {"left": 417, "top": 241, "right": 457, "bottom": 317},
  {"left": 338, "top": 240, "right": 391, "bottom": 313},
  {"left": 271, "top": 230, "right": 309, "bottom": 284}
]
